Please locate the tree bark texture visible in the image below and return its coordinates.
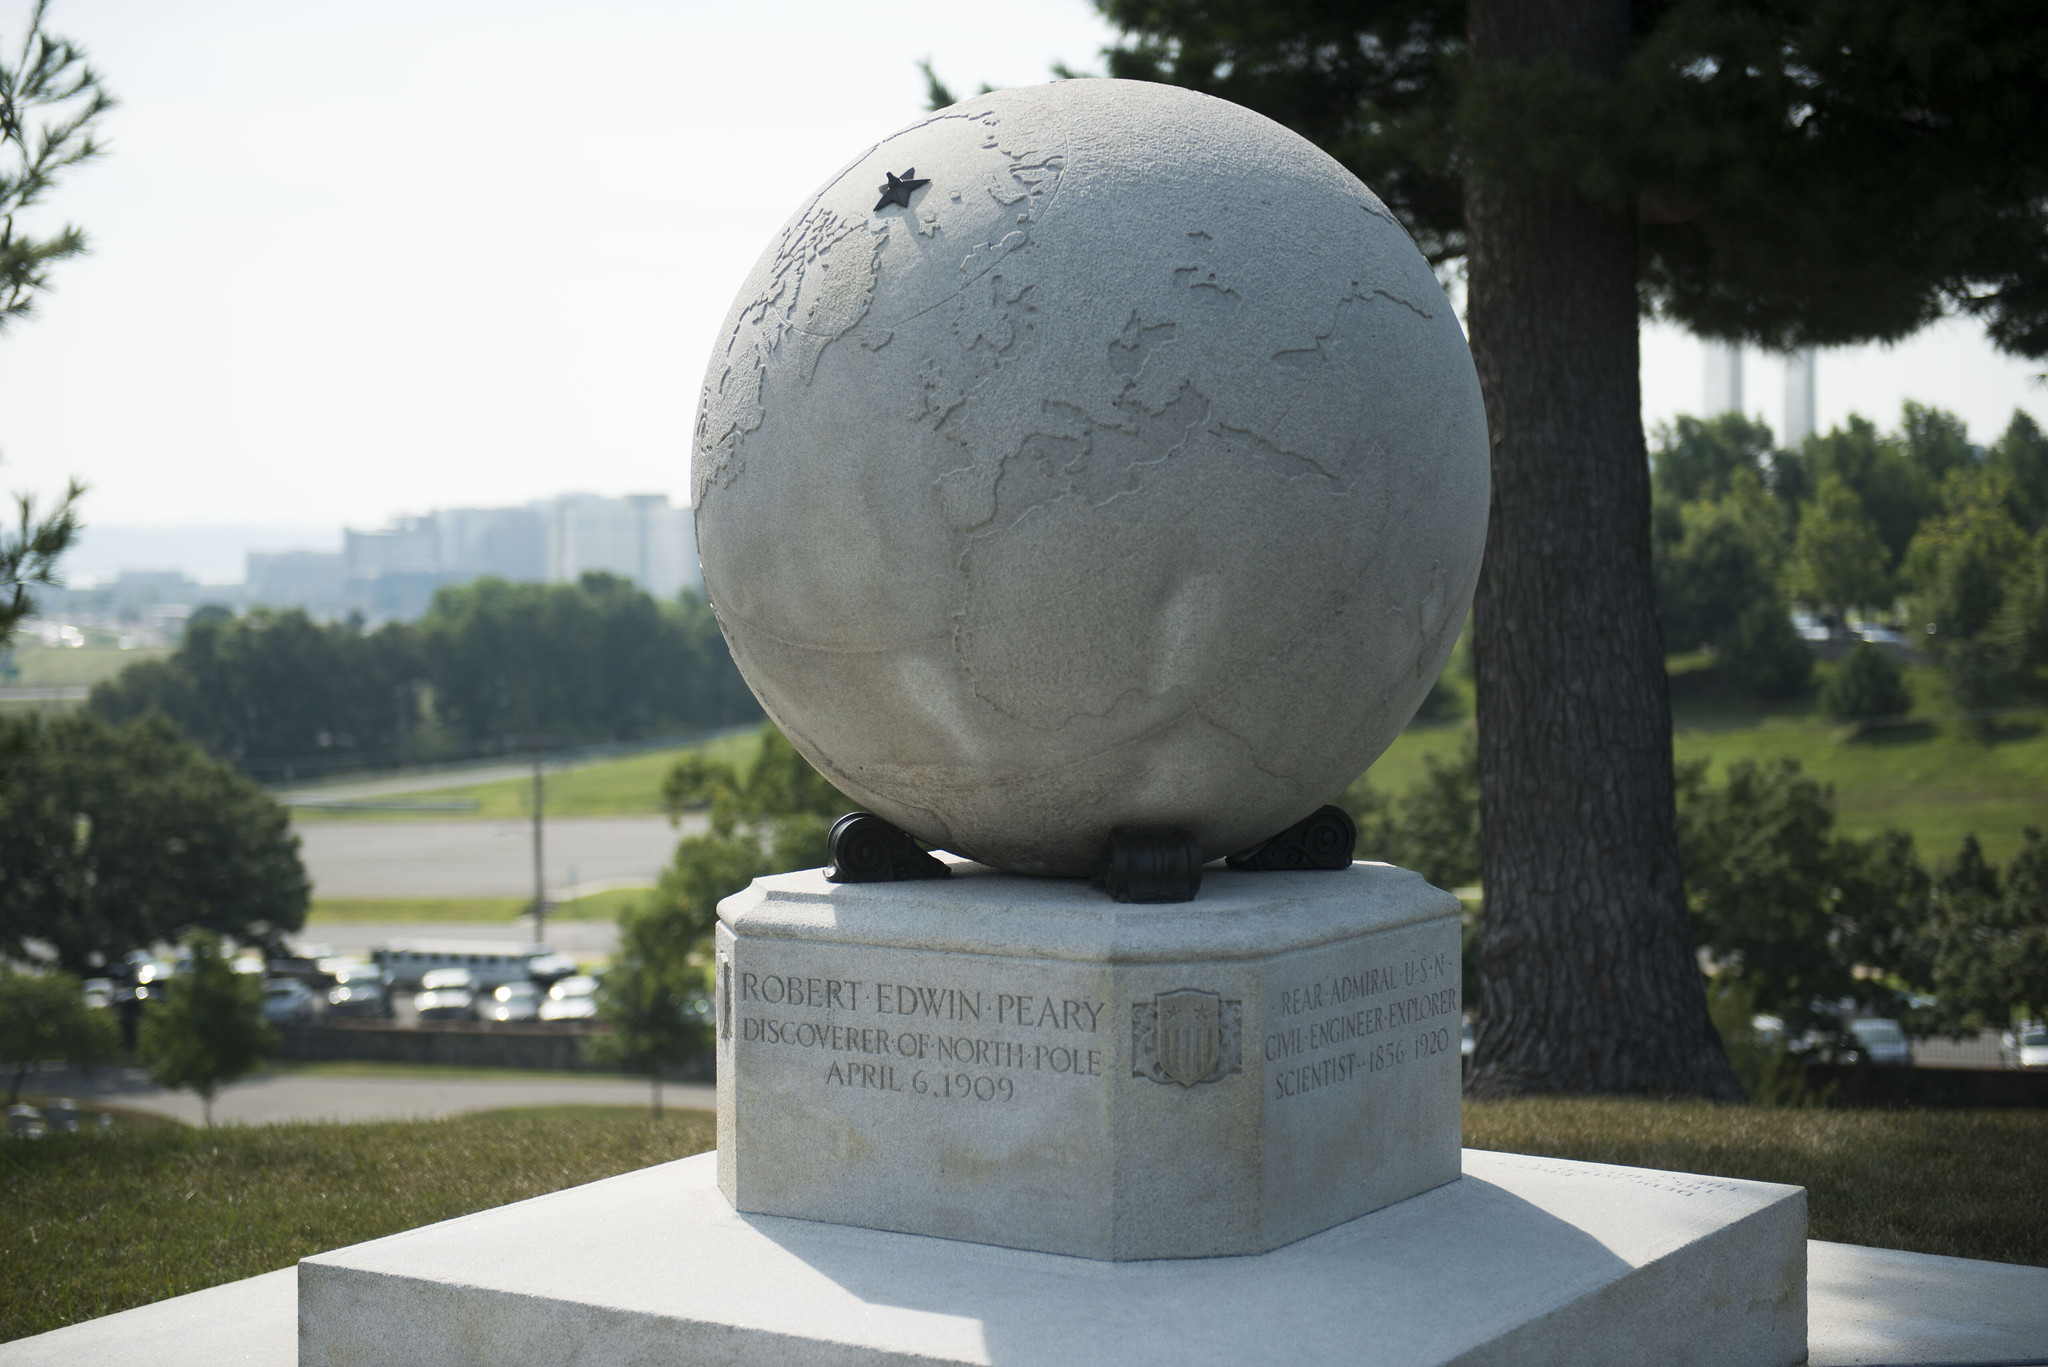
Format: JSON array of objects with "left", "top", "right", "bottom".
[{"left": 1464, "top": 0, "right": 1741, "bottom": 1098}]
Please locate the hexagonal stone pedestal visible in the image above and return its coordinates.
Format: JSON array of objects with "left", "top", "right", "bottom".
[{"left": 713, "top": 860, "right": 1463, "bottom": 1260}]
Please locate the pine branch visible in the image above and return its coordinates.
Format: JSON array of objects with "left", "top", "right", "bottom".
[{"left": 0, "top": 0, "right": 114, "bottom": 333}]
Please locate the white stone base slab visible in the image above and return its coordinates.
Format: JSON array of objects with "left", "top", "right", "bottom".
[
  {"left": 15, "top": 1234, "right": 2044, "bottom": 1367},
  {"left": 716, "top": 861, "right": 1464, "bottom": 1259},
  {"left": 297, "top": 1148, "right": 1808, "bottom": 1367}
]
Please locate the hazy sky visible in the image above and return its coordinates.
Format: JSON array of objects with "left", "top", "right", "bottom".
[{"left": 3, "top": 0, "right": 2043, "bottom": 564}]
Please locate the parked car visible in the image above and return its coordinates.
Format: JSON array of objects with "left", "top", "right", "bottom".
[
  {"left": 480, "top": 981, "right": 541, "bottom": 1023},
  {"left": 261, "top": 977, "right": 320, "bottom": 1024},
  {"left": 539, "top": 974, "right": 599, "bottom": 1022},
  {"left": 414, "top": 968, "right": 478, "bottom": 1021},
  {"left": 2001, "top": 1022, "right": 2048, "bottom": 1069},
  {"left": 1845, "top": 1017, "right": 1911, "bottom": 1066},
  {"left": 326, "top": 980, "right": 390, "bottom": 1018},
  {"left": 6, "top": 1104, "right": 45, "bottom": 1140},
  {"left": 526, "top": 952, "right": 579, "bottom": 987}
]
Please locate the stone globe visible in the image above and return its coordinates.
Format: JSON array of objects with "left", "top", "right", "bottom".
[{"left": 693, "top": 79, "right": 1489, "bottom": 877}]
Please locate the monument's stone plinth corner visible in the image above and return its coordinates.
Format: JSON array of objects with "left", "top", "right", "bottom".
[{"left": 713, "top": 860, "right": 1463, "bottom": 1260}]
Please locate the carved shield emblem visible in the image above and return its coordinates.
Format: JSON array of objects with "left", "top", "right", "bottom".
[{"left": 1154, "top": 989, "right": 1222, "bottom": 1087}]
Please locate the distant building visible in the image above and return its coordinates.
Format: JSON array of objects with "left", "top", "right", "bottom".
[
  {"left": 543, "top": 493, "right": 698, "bottom": 600},
  {"left": 1703, "top": 342, "right": 1743, "bottom": 416},
  {"left": 332, "top": 494, "right": 700, "bottom": 621},
  {"left": 247, "top": 551, "right": 347, "bottom": 616},
  {"left": 437, "top": 506, "right": 547, "bottom": 582},
  {"left": 344, "top": 516, "right": 441, "bottom": 580},
  {"left": 1783, "top": 348, "right": 1817, "bottom": 446}
]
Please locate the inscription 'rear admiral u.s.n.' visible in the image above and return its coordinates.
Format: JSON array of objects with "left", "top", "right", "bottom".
[{"left": 1131, "top": 989, "right": 1243, "bottom": 1087}]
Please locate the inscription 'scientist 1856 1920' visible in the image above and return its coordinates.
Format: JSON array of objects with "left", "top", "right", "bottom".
[
  {"left": 1263, "top": 951, "right": 1458, "bottom": 1101},
  {"left": 727, "top": 967, "right": 1105, "bottom": 1103}
]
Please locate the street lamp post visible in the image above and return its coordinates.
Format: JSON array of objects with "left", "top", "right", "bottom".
[{"left": 531, "top": 754, "right": 546, "bottom": 947}]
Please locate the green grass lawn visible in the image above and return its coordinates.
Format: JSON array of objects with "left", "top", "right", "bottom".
[
  {"left": 291, "top": 729, "right": 756, "bottom": 822},
  {"left": 1, "top": 1107, "right": 716, "bottom": 1342},
  {"left": 1464, "top": 1098, "right": 2048, "bottom": 1268},
  {"left": 5, "top": 1099, "right": 2040, "bottom": 1343},
  {"left": 305, "top": 886, "right": 650, "bottom": 924},
  {"left": 2, "top": 641, "right": 173, "bottom": 689},
  {"left": 1361, "top": 660, "right": 2046, "bottom": 867}
]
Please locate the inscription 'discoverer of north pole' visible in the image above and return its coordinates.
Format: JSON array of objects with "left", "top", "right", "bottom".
[{"left": 725, "top": 948, "right": 1458, "bottom": 1106}]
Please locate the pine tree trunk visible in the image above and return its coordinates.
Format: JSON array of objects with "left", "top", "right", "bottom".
[{"left": 1463, "top": 0, "right": 1740, "bottom": 1098}]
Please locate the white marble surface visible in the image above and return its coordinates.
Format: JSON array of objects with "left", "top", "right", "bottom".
[
  {"left": 716, "top": 861, "right": 1463, "bottom": 1258},
  {"left": 290, "top": 1148, "right": 1805, "bottom": 1367},
  {"left": 693, "top": 78, "right": 1490, "bottom": 875},
  {"left": 13, "top": 1181, "right": 2042, "bottom": 1365}
]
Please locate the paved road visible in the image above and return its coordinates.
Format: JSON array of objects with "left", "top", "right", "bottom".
[
  {"left": 24, "top": 1065, "right": 712, "bottom": 1127},
  {"left": 292, "top": 816, "right": 701, "bottom": 899}
]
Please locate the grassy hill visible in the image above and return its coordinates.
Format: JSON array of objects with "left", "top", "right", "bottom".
[
  {"left": 1352, "top": 655, "right": 2044, "bottom": 867},
  {"left": 292, "top": 660, "right": 2045, "bottom": 867}
]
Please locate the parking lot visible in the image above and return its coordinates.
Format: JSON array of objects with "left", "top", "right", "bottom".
[{"left": 20, "top": 1063, "right": 711, "bottom": 1128}]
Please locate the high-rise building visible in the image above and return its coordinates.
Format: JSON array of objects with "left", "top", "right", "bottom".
[
  {"left": 1782, "top": 348, "right": 1817, "bottom": 445},
  {"left": 344, "top": 516, "right": 441, "bottom": 580},
  {"left": 542, "top": 493, "right": 698, "bottom": 599},
  {"left": 437, "top": 506, "right": 547, "bottom": 582},
  {"left": 329, "top": 495, "right": 700, "bottom": 621},
  {"left": 1703, "top": 341, "right": 1743, "bottom": 416},
  {"left": 247, "top": 551, "right": 346, "bottom": 616}
]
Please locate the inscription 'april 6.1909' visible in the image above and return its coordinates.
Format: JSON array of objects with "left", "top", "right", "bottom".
[{"left": 1265, "top": 951, "right": 1458, "bottom": 1101}]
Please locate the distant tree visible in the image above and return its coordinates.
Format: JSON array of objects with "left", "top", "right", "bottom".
[
  {"left": 0, "top": 713, "right": 309, "bottom": 973},
  {"left": 2001, "top": 530, "right": 2048, "bottom": 672},
  {"left": 585, "top": 904, "right": 712, "bottom": 1117},
  {"left": 1905, "top": 494, "right": 2030, "bottom": 722},
  {"left": 1822, "top": 643, "right": 1913, "bottom": 728},
  {"left": 1985, "top": 413, "right": 2048, "bottom": 535},
  {"left": 90, "top": 608, "right": 423, "bottom": 772},
  {"left": 1717, "top": 598, "right": 1812, "bottom": 699},
  {"left": 1651, "top": 467, "right": 1807, "bottom": 696},
  {"left": 136, "top": 934, "right": 273, "bottom": 1126},
  {"left": 1677, "top": 757, "right": 1925, "bottom": 1042},
  {"left": 415, "top": 576, "right": 757, "bottom": 752},
  {"left": 1654, "top": 472, "right": 1787, "bottom": 651},
  {"left": 1791, "top": 474, "right": 1892, "bottom": 623},
  {"left": 649, "top": 723, "right": 852, "bottom": 956},
  {"left": 0, "top": 964, "right": 118, "bottom": 1104},
  {"left": 1650, "top": 414, "right": 1783, "bottom": 506},
  {"left": 1794, "top": 417, "right": 1941, "bottom": 574},
  {"left": 1896, "top": 402, "right": 1978, "bottom": 493},
  {"left": 1916, "top": 831, "right": 2048, "bottom": 1036},
  {"left": 1342, "top": 737, "right": 1481, "bottom": 893}
]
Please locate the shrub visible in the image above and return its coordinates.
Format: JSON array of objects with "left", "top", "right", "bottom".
[{"left": 1823, "top": 642, "right": 1913, "bottom": 725}]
